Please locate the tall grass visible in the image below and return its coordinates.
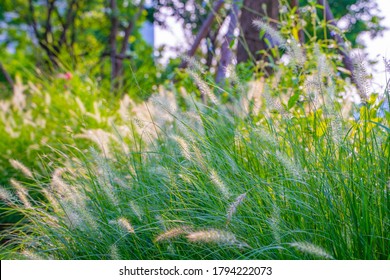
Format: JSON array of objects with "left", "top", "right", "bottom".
[
  {"left": 1, "top": 57, "right": 389, "bottom": 259},
  {"left": 0, "top": 16, "right": 389, "bottom": 260}
]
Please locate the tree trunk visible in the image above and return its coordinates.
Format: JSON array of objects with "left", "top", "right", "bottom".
[
  {"left": 0, "top": 63, "right": 14, "bottom": 88},
  {"left": 109, "top": 0, "right": 119, "bottom": 86},
  {"left": 115, "top": 1, "right": 145, "bottom": 83},
  {"left": 216, "top": 1, "right": 240, "bottom": 83},
  {"left": 237, "top": 0, "right": 279, "bottom": 67}
]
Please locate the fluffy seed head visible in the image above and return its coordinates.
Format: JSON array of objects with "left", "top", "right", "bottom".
[
  {"left": 290, "top": 242, "right": 334, "bottom": 259},
  {"left": 0, "top": 186, "right": 16, "bottom": 205},
  {"left": 253, "top": 20, "right": 285, "bottom": 46},
  {"left": 9, "top": 159, "right": 33, "bottom": 179},
  {"left": 75, "top": 129, "right": 122, "bottom": 158},
  {"left": 21, "top": 250, "right": 42, "bottom": 260},
  {"left": 287, "top": 39, "right": 305, "bottom": 69},
  {"left": 275, "top": 151, "right": 302, "bottom": 180},
  {"left": 117, "top": 217, "right": 135, "bottom": 233},
  {"left": 352, "top": 57, "right": 370, "bottom": 102},
  {"left": 209, "top": 169, "right": 230, "bottom": 199},
  {"left": 187, "top": 229, "right": 236, "bottom": 244},
  {"left": 227, "top": 193, "right": 247, "bottom": 224},
  {"left": 181, "top": 55, "right": 206, "bottom": 73},
  {"left": 172, "top": 136, "right": 192, "bottom": 161},
  {"left": 10, "top": 179, "right": 31, "bottom": 208},
  {"left": 269, "top": 205, "right": 281, "bottom": 245},
  {"left": 110, "top": 244, "right": 121, "bottom": 260},
  {"left": 193, "top": 145, "right": 207, "bottom": 171},
  {"left": 51, "top": 168, "right": 70, "bottom": 197},
  {"left": 129, "top": 201, "right": 143, "bottom": 221},
  {"left": 41, "top": 188, "right": 61, "bottom": 212},
  {"left": 188, "top": 70, "right": 219, "bottom": 105},
  {"left": 155, "top": 226, "right": 192, "bottom": 242}
]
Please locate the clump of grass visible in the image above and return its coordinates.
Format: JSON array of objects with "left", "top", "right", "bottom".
[
  {"left": 1, "top": 13, "right": 389, "bottom": 260},
  {"left": 2, "top": 71, "right": 388, "bottom": 259}
]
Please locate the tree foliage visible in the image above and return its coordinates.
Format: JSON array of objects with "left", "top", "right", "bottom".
[
  {"left": 0, "top": 0, "right": 387, "bottom": 88},
  {"left": 0, "top": 0, "right": 156, "bottom": 93}
]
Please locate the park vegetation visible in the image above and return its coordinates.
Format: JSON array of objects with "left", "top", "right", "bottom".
[{"left": 0, "top": 0, "right": 389, "bottom": 259}]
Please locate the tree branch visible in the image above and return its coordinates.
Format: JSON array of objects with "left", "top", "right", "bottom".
[
  {"left": 54, "top": 6, "right": 65, "bottom": 28},
  {"left": 101, "top": 51, "right": 132, "bottom": 60},
  {"left": 114, "top": 0, "right": 146, "bottom": 81},
  {"left": 119, "top": 0, "right": 145, "bottom": 56},
  {"left": 58, "top": 0, "right": 78, "bottom": 49},
  {"left": 0, "top": 63, "right": 14, "bottom": 88},
  {"left": 109, "top": 0, "right": 120, "bottom": 82},
  {"left": 179, "top": 0, "right": 226, "bottom": 68},
  {"left": 28, "top": 0, "right": 42, "bottom": 41},
  {"left": 28, "top": 0, "right": 58, "bottom": 66},
  {"left": 44, "top": 0, "right": 56, "bottom": 44}
]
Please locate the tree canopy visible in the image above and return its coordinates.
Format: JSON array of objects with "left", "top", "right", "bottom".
[{"left": 0, "top": 0, "right": 387, "bottom": 89}]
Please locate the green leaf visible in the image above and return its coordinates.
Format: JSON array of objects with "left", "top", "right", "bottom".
[
  {"left": 288, "top": 92, "right": 300, "bottom": 109},
  {"left": 368, "top": 120, "right": 390, "bottom": 133},
  {"left": 229, "top": 38, "right": 236, "bottom": 49}
]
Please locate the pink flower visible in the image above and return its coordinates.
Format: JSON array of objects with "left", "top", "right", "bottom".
[
  {"left": 64, "top": 72, "right": 73, "bottom": 80},
  {"left": 57, "top": 72, "right": 73, "bottom": 80}
]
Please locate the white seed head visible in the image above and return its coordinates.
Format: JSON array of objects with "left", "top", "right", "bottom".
[
  {"left": 181, "top": 55, "right": 206, "bottom": 73},
  {"left": 172, "top": 135, "right": 192, "bottom": 161},
  {"left": 269, "top": 205, "right": 281, "bottom": 245},
  {"left": 352, "top": 57, "right": 370, "bottom": 102},
  {"left": 253, "top": 20, "right": 285, "bottom": 46},
  {"left": 227, "top": 193, "right": 247, "bottom": 223},
  {"left": 75, "top": 96, "right": 86, "bottom": 114},
  {"left": 51, "top": 168, "right": 70, "bottom": 197},
  {"left": 287, "top": 39, "right": 306, "bottom": 69},
  {"left": 209, "top": 169, "right": 230, "bottom": 199},
  {"left": 21, "top": 250, "right": 42, "bottom": 260},
  {"left": 188, "top": 70, "right": 219, "bottom": 105},
  {"left": 41, "top": 188, "right": 61, "bottom": 212},
  {"left": 155, "top": 226, "right": 192, "bottom": 242},
  {"left": 187, "top": 229, "right": 236, "bottom": 244},
  {"left": 129, "top": 201, "right": 143, "bottom": 221},
  {"left": 0, "top": 186, "right": 16, "bottom": 205},
  {"left": 110, "top": 244, "right": 121, "bottom": 260},
  {"left": 275, "top": 151, "right": 303, "bottom": 180},
  {"left": 117, "top": 217, "right": 135, "bottom": 233},
  {"left": 9, "top": 159, "right": 33, "bottom": 179},
  {"left": 290, "top": 242, "right": 334, "bottom": 259},
  {"left": 10, "top": 179, "right": 31, "bottom": 208}
]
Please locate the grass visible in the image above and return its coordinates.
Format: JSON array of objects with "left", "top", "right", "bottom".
[
  {"left": 0, "top": 61, "right": 389, "bottom": 259},
  {"left": 0, "top": 17, "right": 389, "bottom": 260}
]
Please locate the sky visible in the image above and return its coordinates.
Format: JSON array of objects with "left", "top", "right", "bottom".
[
  {"left": 155, "top": 1, "right": 390, "bottom": 91},
  {"left": 362, "top": 0, "right": 390, "bottom": 91}
]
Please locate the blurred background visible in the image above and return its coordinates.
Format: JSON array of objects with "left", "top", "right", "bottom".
[
  {"left": 362, "top": 0, "right": 389, "bottom": 90},
  {"left": 0, "top": 0, "right": 388, "bottom": 94}
]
